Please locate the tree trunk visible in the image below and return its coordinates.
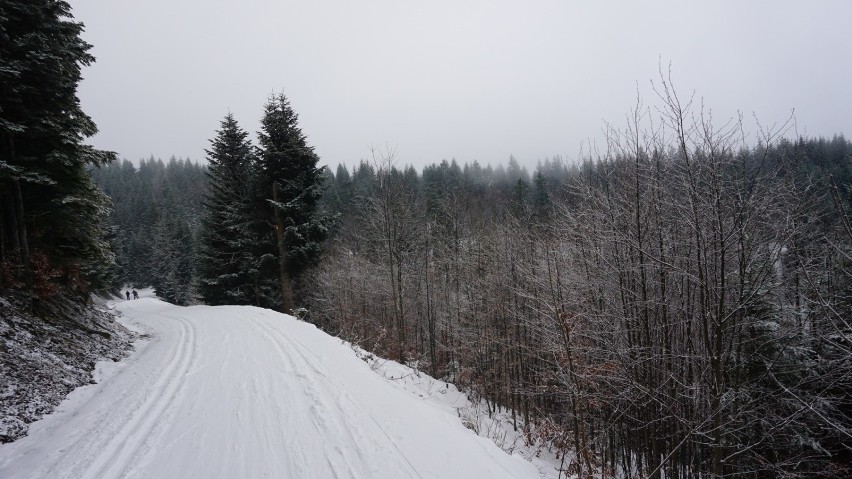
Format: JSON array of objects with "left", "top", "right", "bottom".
[
  {"left": 272, "top": 183, "right": 294, "bottom": 312},
  {"left": 8, "top": 136, "right": 32, "bottom": 289}
]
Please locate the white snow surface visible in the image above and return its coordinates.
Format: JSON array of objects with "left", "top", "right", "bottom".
[{"left": 0, "top": 293, "right": 551, "bottom": 478}]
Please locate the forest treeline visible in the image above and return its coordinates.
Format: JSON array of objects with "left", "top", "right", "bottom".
[{"left": 88, "top": 157, "right": 206, "bottom": 303}]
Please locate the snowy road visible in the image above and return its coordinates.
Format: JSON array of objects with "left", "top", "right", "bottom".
[{"left": 0, "top": 297, "right": 543, "bottom": 478}]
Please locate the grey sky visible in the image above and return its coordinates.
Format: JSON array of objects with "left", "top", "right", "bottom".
[{"left": 70, "top": 0, "right": 852, "bottom": 170}]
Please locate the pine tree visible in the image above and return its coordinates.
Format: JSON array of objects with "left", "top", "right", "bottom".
[
  {"left": 197, "top": 114, "right": 258, "bottom": 305},
  {"left": 256, "top": 94, "right": 328, "bottom": 312},
  {"left": 0, "top": 0, "right": 116, "bottom": 295}
]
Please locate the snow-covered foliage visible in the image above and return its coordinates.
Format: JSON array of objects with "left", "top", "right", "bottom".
[{"left": 0, "top": 294, "right": 134, "bottom": 442}]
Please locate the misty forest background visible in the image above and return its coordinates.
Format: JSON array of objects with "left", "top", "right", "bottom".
[{"left": 2, "top": 1, "right": 851, "bottom": 477}]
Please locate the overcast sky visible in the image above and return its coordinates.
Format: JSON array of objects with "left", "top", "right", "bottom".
[{"left": 69, "top": 0, "right": 852, "bottom": 170}]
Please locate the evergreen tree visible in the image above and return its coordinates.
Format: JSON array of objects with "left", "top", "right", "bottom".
[
  {"left": 197, "top": 114, "right": 258, "bottom": 305},
  {"left": 352, "top": 161, "right": 377, "bottom": 199},
  {"left": 151, "top": 213, "right": 194, "bottom": 305},
  {"left": 0, "top": 0, "right": 116, "bottom": 296},
  {"left": 328, "top": 164, "right": 353, "bottom": 216},
  {"left": 531, "top": 170, "right": 551, "bottom": 219},
  {"left": 255, "top": 94, "right": 328, "bottom": 312},
  {"left": 511, "top": 177, "right": 530, "bottom": 216}
]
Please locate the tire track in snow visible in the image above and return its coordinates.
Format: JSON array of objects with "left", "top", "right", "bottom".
[
  {"left": 79, "top": 313, "right": 198, "bottom": 479},
  {"left": 250, "top": 314, "right": 425, "bottom": 479}
]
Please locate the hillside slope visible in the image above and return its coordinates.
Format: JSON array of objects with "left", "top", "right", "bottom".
[{"left": 0, "top": 295, "right": 133, "bottom": 443}]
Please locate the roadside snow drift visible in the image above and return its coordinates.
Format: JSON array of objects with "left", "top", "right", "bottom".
[{"left": 0, "top": 296, "right": 543, "bottom": 478}]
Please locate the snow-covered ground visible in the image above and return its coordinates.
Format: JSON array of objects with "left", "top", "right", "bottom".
[{"left": 0, "top": 292, "right": 560, "bottom": 478}]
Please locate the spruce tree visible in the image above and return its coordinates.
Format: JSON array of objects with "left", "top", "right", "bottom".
[
  {"left": 197, "top": 114, "right": 258, "bottom": 305},
  {"left": 334, "top": 164, "right": 354, "bottom": 210},
  {"left": 255, "top": 94, "right": 328, "bottom": 312},
  {"left": 0, "top": 0, "right": 116, "bottom": 295}
]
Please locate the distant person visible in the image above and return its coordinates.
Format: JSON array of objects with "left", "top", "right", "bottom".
[
  {"left": 132, "top": 289, "right": 139, "bottom": 300},
  {"left": 125, "top": 290, "right": 130, "bottom": 300}
]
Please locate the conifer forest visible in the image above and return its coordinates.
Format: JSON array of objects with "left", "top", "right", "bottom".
[{"left": 3, "top": 1, "right": 851, "bottom": 477}]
